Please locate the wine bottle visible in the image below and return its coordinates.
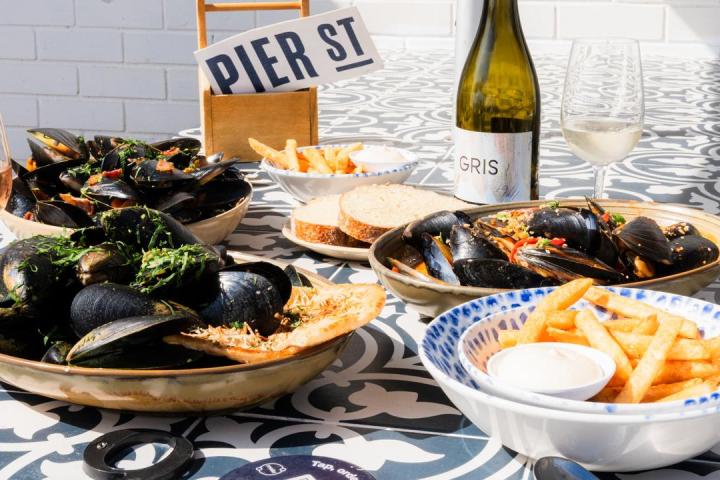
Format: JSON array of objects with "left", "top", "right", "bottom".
[{"left": 454, "top": 0, "right": 540, "bottom": 204}]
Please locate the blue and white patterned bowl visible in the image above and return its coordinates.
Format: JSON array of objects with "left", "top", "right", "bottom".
[
  {"left": 420, "top": 287, "right": 720, "bottom": 471},
  {"left": 261, "top": 144, "right": 418, "bottom": 203}
]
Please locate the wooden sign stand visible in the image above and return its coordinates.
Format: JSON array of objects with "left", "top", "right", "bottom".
[{"left": 196, "top": 1, "right": 319, "bottom": 161}]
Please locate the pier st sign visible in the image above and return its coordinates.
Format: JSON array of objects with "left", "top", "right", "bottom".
[{"left": 195, "top": 7, "right": 382, "bottom": 95}]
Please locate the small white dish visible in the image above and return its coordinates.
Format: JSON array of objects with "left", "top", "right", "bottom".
[
  {"left": 349, "top": 146, "right": 418, "bottom": 172},
  {"left": 260, "top": 144, "right": 417, "bottom": 203},
  {"left": 479, "top": 342, "right": 615, "bottom": 401},
  {"left": 281, "top": 222, "right": 369, "bottom": 262}
]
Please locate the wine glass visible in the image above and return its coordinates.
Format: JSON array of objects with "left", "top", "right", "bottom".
[
  {"left": 0, "top": 114, "right": 11, "bottom": 209},
  {"left": 561, "top": 39, "right": 644, "bottom": 199}
]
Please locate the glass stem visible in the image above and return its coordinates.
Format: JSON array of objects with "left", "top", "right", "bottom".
[{"left": 592, "top": 165, "right": 608, "bottom": 199}]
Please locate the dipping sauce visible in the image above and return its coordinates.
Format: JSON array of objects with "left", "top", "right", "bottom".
[
  {"left": 488, "top": 343, "right": 605, "bottom": 391},
  {"left": 350, "top": 146, "right": 409, "bottom": 172}
]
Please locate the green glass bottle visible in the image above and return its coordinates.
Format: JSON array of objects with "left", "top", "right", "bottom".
[{"left": 455, "top": 0, "right": 540, "bottom": 204}]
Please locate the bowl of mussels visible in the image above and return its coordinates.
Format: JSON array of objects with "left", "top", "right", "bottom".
[
  {"left": 1, "top": 128, "right": 253, "bottom": 245},
  {"left": 369, "top": 198, "right": 720, "bottom": 317},
  {"left": 0, "top": 207, "right": 385, "bottom": 413}
]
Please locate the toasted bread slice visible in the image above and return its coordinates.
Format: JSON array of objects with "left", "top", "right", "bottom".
[
  {"left": 338, "top": 184, "right": 470, "bottom": 243},
  {"left": 291, "top": 195, "right": 367, "bottom": 247},
  {"left": 164, "top": 284, "right": 386, "bottom": 364}
]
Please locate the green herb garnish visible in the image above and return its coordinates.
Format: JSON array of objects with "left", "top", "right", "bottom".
[
  {"left": 545, "top": 200, "right": 560, "bottom": 209},
  {"left": 611, "top": 213, "right": 626, "bottom": 225}
]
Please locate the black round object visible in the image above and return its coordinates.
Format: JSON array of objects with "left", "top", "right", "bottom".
[
  {"left": 533, "top": 456, "right": 599, "bottom": 480},
  {"left": 83, "top": 429, "right": 193, "bottom": 480},
  {"left": 219, "top": 455, "right": 376, "bottom": 480}
]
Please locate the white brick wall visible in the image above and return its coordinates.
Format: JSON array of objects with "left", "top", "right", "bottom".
[{"left": 0, "top": 0, "right": 719, "bottom": 158}]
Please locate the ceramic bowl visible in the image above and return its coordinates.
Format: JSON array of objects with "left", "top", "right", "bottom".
[
  {"left": 0, "top": 253, "right": 350, "bottom": 414},
  {"left": 0, "top": 185, "right": 253, "bottom": 246},
  {"left": 455, "top": 287, "right": 720, "bottom": 414},
  {"left": 420, "top": 288, "right": 720, "bottom": 472},
  {"left": 260, "top": 145, "right": 417, "bottom": 203},
  {"left": 370, "top": 199, "right": 720, "bottom": 317}
]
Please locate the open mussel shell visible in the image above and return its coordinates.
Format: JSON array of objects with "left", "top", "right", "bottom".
[
  {"left": 98, "top": 207, "right": 202, "bottom": 250},
  {"left": 76, "top": 244, "right": 136, "bottom": 286},
  {"left": 22, "top": 158, "right": 85, "bottom": 198},
  {"left": 154, "top": 191, "right": 201, "bottom": 224},
  {"left": 403, "top": 211, "right": 468, "bottom": 251},
  {"left": 200, "top": 262, "right": 292, "bottom": 336},
  {"left": 527, "top": 207, "right": 597, "bottom": 252},
  {"left": 516, "top": 245, "right": 625, "bottom": 284},
  {"left": 419, "top": 232, "right": 460, "bottom": 285},
  {"left": 5, "top": 177, "right": 36, "bottom": 218},
  {"left": 193, "top": 173, "right": 252, "bottom": 210},
  {"left": 70, "top": 283, "right": 185, "bottom": 337},
  {"left": 614, "top": 216, "right": 672, "bottom": 265},
  {"left": 66, "top": 314, "right": 204, "bottom": 368},
  {"left": 128, "top": 159, "right": 193, "bottom": 191},
  {"left": 449, "top": 224, "right": 505, "bottom": 262},
  {"left": 83, "top": 177, "right": 139, "bottom": 203},
  {"left": 284, "top": 264, "right": 313, "bottom": 287},
  {"left": 28, "top": 128, "right": 86, "bottom": 160},
  {"left": 191, "top": 160, "right": 240, "bottom": 187},
  {"left": 34, "top": 200, "right": 93, "bottom": 228},
  {"left": 453, "top": 258, "right": 554, "bottom": 289},
  {"left": 41, "top": 341, "right": 73, "bottom": 365}
]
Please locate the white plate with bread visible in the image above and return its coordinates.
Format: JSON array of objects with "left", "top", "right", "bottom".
[{"left": 284, "top": 185, "right": 470, "bottom": 261}]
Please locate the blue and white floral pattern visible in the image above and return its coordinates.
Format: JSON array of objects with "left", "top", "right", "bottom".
[{"left": 0, "top": 51, "right": 719, "bottom": 479}]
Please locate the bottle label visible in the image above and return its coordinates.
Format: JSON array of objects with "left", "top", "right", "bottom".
[{"left": 453, "top": 127, "right": 532, "bottom": 204}]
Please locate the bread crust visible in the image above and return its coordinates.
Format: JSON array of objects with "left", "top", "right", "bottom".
[
  {"left": 292, "top": 217, "right": 368, "bottom": 247},
  {"left": 337, "top": 203, "right": 391, "bottom": 244}
]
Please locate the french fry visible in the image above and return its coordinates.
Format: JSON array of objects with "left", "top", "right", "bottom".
[
  {"left": 705, "top": 337, "right": 720, "bottom": 358},
  {"left": 545, "top": 327, "right": 590, "bottom": 346},
  {"left": 336, "top": 143, "right": 362, "bottom": 173},
  {"left": 248, "top": 138, "right": 290, "bottom": 169},
  {"left": 642, "top": 378, "right": 704, "bottom": 402},
  {"left": 303, "top": 148, "right": 333, "bottom": 174},
  {"left": 498, "top": 330, "right": 519, "bottom": 348},
  {"left": 657, "top": 380, "right": 715, "bottom": 402},
  {"left": 602, "top": 318, "right": 641, "bottom": 333},
  {"left": 323, "top": 146, "right": 337, "bottom": 171},
  {"left": 547, "top": 310, "right": 577, "bottom": 330},
  {"left": 653, "top": 360, "right": 720, "bottom": 385},
  {"left": 610, "top": 331, "right": 710, "bottom": 361},
  {"left": 516, "top": 279, "right": 593, "bottom": 344},
  {"left": 591, "top": 386, "right": 619, "bottom": 403},
  {"left": 584, "top": 287, "right": 698, "bottom": 339},
  {"left": 575, "top": 308, "right": 634, "bottom": 383},
  {"left": 615, "top": 314, "right": 682, "bottom": 403},
  {"left": 284, "top": 139, "right": 300, "bottom": 171},
  {"left": 632, "top": 316, "right": 659, "bottom": 335}
]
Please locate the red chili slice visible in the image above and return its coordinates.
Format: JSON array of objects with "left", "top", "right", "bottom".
[
  {"left": 550, "top": 237, "right": 566, "bottom": 247},
  {"left": 102, "top": 168, "right": 122, "bottom": 179},
  {"left": 510, "top": 237, "right": 539, "bottom": 263}
]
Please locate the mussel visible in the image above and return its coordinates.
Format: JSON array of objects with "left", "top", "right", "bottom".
[
  {"left": 41, "top": 341, "right": 73, "bottom": 365},
  {"left": 419, "top": 233, "right": 460, "bottom": 285},
  {"left": 98, "top": 207, "right": 202, "bottom": 250},
  {"left": 453, "top": 258, "right": 553, "bottom": 289},
  {"left": 199, "top": 262, "right": 292, "bottom": 336},
  {"left": 66, "top": 314, "right": 204, "bottom": 369},
  {"left": 515, "top": 245, "right": 625, "bottom": 284},
  {"left": 69, "top": 283, "right": 195, "bottom": 337},
  {"left": 28, "top": 128, "right": 86, "bottom": 161},
  {"left": 613, "top": 217, "right": 672, "bottom": 266},
  {"left": 403, "top": 211, "right": 469, "bottom": 251},
  {"left": 76, "top": 243, "right": 136, "bottom": 286},
  {"left": 449, "top": 224, "right": 505, "bottom": 262},
  {"left": 34, "top": 200, "right": 93, "bottom": 228},
  {"left": 664, "top": 222, "right": 701, "bottom": 240},
  {"left": 666, "top": 235, "right": 719, "bottom": 273}
]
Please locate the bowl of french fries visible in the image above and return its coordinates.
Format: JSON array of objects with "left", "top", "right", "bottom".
[
  {"left": 420, "top": 279, "right": 720, "bottom": 471},
  {"left": 250, "top": 138, "right": 418, "bottom": 203}
]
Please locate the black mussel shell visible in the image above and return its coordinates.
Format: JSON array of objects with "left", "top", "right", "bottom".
[
  {"left": 191, "top": 160, "right": 240, "bottom": 187},
  {"left": 70, "top": 283, "right": 179, "bottom": 337},
  {"left": 449, "top": 224, "right": 505, "bottom": 262},
  {"left": 28, "top": 128, "right": 85, "bottom": 160},
  {"left": 41, "top": 341, "right": 73, "bottom": 365},
  {"left": 76, "top": 244, "right": 137, "bottom": 286},
  {"left": 94, "top": 135, "right": 124, "bottom": 158},
  {"left": 284, "top": 264, "right": 313, "bottom": 287},
  {"left": 83, "top": 177, "right": 138, "bottom": 202},
  {"left": 516, "top": 245, "right": 625, "bottom": 284},
  {"left": 70, "top": 342, "right": 204, "bottom": 369},
  {"left": 533, "top": 457, "right": 599, "bottom": 480},
  {"left": 419, "top": 232, "right": 460, "bottom": 285},
  {"left": 403, "top": 211, "right": 467, "bottom": 251},
  {"left": 154, "top": 191, "right": 201, "bottom": 224},
  {"left": 70, "top": 226, "right": 108, "bottom": 247},
  {"left": 200, "top": 262, "right": 292, "bottom": 336},
  {"left": 6, "top": 177, "right": 36, "bottom": 218},
  {"left": 58, "top": 171, "right": 85, "bottom": 193},
  {"left": 527, "top": 207, "right": 599, "bottom": 253},
  {"left": 453, "top": 258, "right": 554, "bottom": 289},
  {"left": 98, "top": 207, "right": 202, "bottom": 250},
  {"left": 664, "top": 222, "right": 701, "bottom": 240},
  {"left": 128, "top": 159, "right": 193, "bottom": 191},
  {"left": 66, "top": 314, "right": 204, "bottom": 368},
  {"left": 0, "top": 316, "right": 45, "bottom": 358},
  {"left": 194, "top": 175, "right": 251, "bottom": 209},
  {"left": 614, "top": 216, "right": 672, "bottom": 265},
  {"left": 22, "top": 158, "right": 85, "bottom": 198},
  {"left": 34, "top": 200, "right": 93, "bottom": 228},
  {"left": 666, "top": 235, "right": 720, "bottom": 273},
  {"left": 0, "top": 236, "right": 78, "bottom": 311}
]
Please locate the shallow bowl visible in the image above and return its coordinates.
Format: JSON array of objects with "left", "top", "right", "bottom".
[
  {"left": 456, "top": 287, "right": 720, "bottom": 414},
  {"left": 0, "top": 253, "right": 350, "bottom": 414},
  {"left": 0, "top": 185, "right": 253, "bottom": 246},
  {"left": 370, "top": 199, "right": 720, "bottom": 317},
  {"left": 420, "top": 287, "right": 720, "bottom": 471},
  {"left": 260, "top": 144, "right": 417, "bottom": 203}
]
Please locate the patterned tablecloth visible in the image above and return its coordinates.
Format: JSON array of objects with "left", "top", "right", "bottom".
[{"left": 1, "top": 50, "right": 720, "bottom": 479}]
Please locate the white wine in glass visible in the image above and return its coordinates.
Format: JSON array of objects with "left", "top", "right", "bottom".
[{"left": 561, "top": 39, "right": 644, "bottom": 198}]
